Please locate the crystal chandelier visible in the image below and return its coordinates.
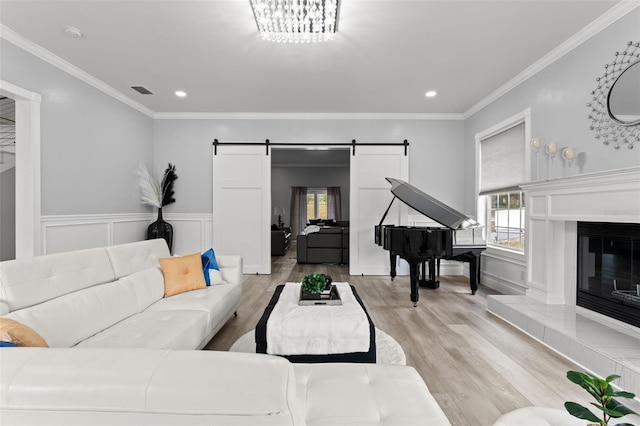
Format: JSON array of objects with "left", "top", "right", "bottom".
[{"left": 251, "top": 0, "right": 339, "bottom": 43}]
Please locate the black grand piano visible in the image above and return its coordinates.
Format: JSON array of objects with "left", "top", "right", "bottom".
[{"left": 375, "top": 177, "right": 486, "bottom": 306}]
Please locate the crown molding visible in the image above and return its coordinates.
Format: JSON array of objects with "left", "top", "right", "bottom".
[
  {"left": 463, "top": 0, "right": 640, "bottom": 119},
  {"left": 0, "top": 24, "right": 155, "bottom": 118},
  {"left": 153, "top": 112, "right": 465, "bottom": 120}
]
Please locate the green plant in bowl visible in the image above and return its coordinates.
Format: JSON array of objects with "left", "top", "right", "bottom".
[
  {"left": 301, "top": 273, "right": 328, "bottom": 295},
  {"left": 565, "top": 370, "right": 638, "bottom": 425}
]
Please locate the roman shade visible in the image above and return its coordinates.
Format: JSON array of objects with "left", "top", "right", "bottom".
[{"left": 479, "top": 122, "right": 525, "bottom": 195}]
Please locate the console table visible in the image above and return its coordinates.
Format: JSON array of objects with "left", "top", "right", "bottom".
[{"left": 271, "top": 228, "right": 291, "bottom": 256}]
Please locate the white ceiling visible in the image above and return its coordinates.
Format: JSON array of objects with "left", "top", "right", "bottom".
[{"left": 0, "top": 0, "right": 622, "bottom": 115}]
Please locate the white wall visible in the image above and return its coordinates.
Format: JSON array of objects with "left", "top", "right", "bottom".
[
  {"left": 6, "top": 9, "right": 637, "bottom": 270},
  {"left": 1, "top": 38, "right": 157, "bottom": 253},
  {"left": 0, "top": 39, "right": 155, "bottom": 216},
  {"left": 152, "top": 118, "right": 467, "bottom": 215},
  {"left": 463, "top": 9, "right": 640, "bottom": 294},
  {"left": 464, "top": 9, "right": 640, "bottom": 214}
]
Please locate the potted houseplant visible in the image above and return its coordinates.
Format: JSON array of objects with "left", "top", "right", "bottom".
[
  {"left": 565, "top": 370, "right": 639, "bottom": 426},
  {"left": 301, "top": 273, "right": 330, "bottom": 300}
]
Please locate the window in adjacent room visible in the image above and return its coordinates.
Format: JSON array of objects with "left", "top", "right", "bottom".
[
  {"left": 476, "top": 109, "right": 530, "bottom": 252},
  {"left": 307, "top": 188, "right": 327, "bottom": 220}
]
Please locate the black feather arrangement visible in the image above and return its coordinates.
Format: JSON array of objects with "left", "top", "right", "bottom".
[{"left": 160, "top": 163, "right": 178, "bottom": 207}]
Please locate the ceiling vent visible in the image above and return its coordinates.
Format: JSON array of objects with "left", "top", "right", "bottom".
[{"left": 131, "top": 86, "right": 153, "bottom": 95}]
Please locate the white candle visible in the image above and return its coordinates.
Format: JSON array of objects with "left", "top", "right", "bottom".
[
  {"left": 562, "top": 147, "right": 576, "bottom": 161},
  {"left": 531, "top": 138, "right": 541, "bottom": 150},
  {"left": 545, "top": 142, "right": 557, "bottom": 155}
]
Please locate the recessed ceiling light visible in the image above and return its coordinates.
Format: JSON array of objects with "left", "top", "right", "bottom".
[
  {"left": 175, "top": 91, "right": 187, "bottom": 97},
  {"left": 425, "top": 91, "right": 437, "bottom": 98},
  {"left": 64, "top": 26, "right": 83, "bottom": 38}
]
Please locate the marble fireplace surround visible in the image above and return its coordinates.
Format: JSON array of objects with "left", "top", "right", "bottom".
[{"left": 487, "top": 166, "right": 640, "bottom": 397}]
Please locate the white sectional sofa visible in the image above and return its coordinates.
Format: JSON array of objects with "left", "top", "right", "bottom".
[
  {"left": 0, "top": 347, "right": 452, "bottom": 425},
  {"left": 0, "top": 239, "right": 243, "bottom": 350},
  {"left": 0, "top": 240, "right": 452, "bottom": 425}
]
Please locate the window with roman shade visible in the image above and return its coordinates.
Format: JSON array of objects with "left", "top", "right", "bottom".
[{"left": 478, "top": 121, "right": 527, "bottom": 251}]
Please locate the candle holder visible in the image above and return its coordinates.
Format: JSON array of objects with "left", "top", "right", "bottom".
[
  {"left": 530, "top": 138, "right": 541, "bottom": 180},
  {"left": 545, "top": 142, "right": 558, "bottom": 178},
  {"left": 562, "top": 147, "right": 576, "bottom": 174}
]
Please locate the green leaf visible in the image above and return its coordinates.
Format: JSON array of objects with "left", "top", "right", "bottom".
[
  {"left": 603, "top": 384, "right": 615, "bottom": 397},
  {"left": 567, "top": 371, "right": 591, "bottom": 385},
  {"left": 567, "top": 371, "right": 601, "bottom": 401},
  {"left": 606, "top": 374, "right": 621, "bottom": 383},
  {"left": 565, "top": 401, "right": 602, "bottom": 422},
  {"left": 603, "top": 399, "right": 640, "bottom": 418},
  {"left": 612, "top": 391, "right": 636, "bottom": 399},
  {"left": 613, "top": 423, "right": 638, "bottom": 426}
]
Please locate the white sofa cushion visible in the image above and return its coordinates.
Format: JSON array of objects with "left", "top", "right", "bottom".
[
  {"left": 294, "top": 363, "right": 452, "bottom": 426},
  {"left": 0, "top": 348, "right": 298, "bottom": 425},
  {"left": 6, "top": 278, "right": 139, "bottom": 348},
  {"left": 145, "top": 282, "right": 241, "bottom": 337},
  {"left": 4, "top": 266, "right": 165, "bottom": 348},
  {"left": 125, "top": 267, "right": 165, "bottom": 312},
  {"left": 217, "top": 255, "right": 243, "bottom": 288},
  {"left": 105, "top": 239, "right": 170, "bottom": 279},
  {"left": 75, "top": 310, "right": 209, "bottom": 349},
  {"left": 0, "top": 247, "right": 114, "bottom": 315}
]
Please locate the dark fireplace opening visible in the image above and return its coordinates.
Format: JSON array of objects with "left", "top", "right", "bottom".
[{"left": 577, "top": 222, "right": 640, "bottom": 328}]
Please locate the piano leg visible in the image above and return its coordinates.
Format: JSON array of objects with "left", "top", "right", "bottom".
[
  {"left": 468, "top": 253, "right": 478, "bottom": 295},
  {"left": 389, "top": 252, "right": 397, "bottom": 281},
  {"left": 419, "top": 257, "right": 440, "bottom": 289},
  {"left": 409, "top": 262, "right": 420, "bottom": 307}
]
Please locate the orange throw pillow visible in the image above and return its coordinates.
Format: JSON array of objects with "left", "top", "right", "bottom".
[
  {"left": 159, "top": 252, "right": 207, "bottom": 297},
  {"left": 0, "top": 318, "right": 49, "bottom": 347}
]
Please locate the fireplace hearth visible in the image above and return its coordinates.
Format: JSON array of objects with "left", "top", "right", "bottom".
[{"left": 577, "top": 222, "right": 640, "bottom": 328}]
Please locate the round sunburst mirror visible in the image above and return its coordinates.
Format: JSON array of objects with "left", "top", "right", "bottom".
[{"left": 588, "top": 41, "right": 640, "bottom": 150}]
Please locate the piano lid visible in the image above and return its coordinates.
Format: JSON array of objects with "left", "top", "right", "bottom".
[{"left": 386, "top": 177, "right": 479, "bottom": 230}]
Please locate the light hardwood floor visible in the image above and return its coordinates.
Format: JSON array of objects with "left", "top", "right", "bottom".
[{"left": 205, "top": 249, "right": 601, "bottom": 426}]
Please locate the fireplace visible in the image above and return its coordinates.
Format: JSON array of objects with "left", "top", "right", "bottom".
[{"left": 577, "top": 222, "right": 640, "bottom": 328}]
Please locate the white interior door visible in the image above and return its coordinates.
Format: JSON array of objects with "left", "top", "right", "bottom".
[
  {"left": 213, "top": 145, "right": 270, "bottom": 274},
  {"left": 350, "top": 145, "right": 409, "bottom": 275}
]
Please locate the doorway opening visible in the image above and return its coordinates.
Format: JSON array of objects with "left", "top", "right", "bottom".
[
  {"left": 0, "top": 81, "right": 41, "bottom": 259},
  {"left": 0, "top": 96, "right": 16, "bottom": 260},
  {"left": 270, "top": 148, "right": 350, "bottom": 264}
]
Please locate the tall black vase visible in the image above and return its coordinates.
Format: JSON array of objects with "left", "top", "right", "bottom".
[{"left": 146, "top": 208, "right": 174, "bottom": 254}]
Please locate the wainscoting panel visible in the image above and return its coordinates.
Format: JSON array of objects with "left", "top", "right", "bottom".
[
  {"left": 112, "top": 219, "right": 149, "bottom": 246},
  {"left": 163, "top": 214, "right": 214, "bottom": 255},
  {"left": 41, "top": 213, "right": 214, "bottom": 256},
  {"left": 44, "top": 221, "right": 110, "bottom": 254},
  {"left": 481, "top": 249, "right": 527, "bottom": 295},
  {"left": 41, "top": 214, "right": 151, "bottom": 255}
]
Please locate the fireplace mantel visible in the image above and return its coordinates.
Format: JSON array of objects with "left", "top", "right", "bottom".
[
  {"left": 519, "top": 166, "right": 640, "bottom": 305},
  {"left": 487, "top": 167, "right": 640, "bottom": 398}
]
